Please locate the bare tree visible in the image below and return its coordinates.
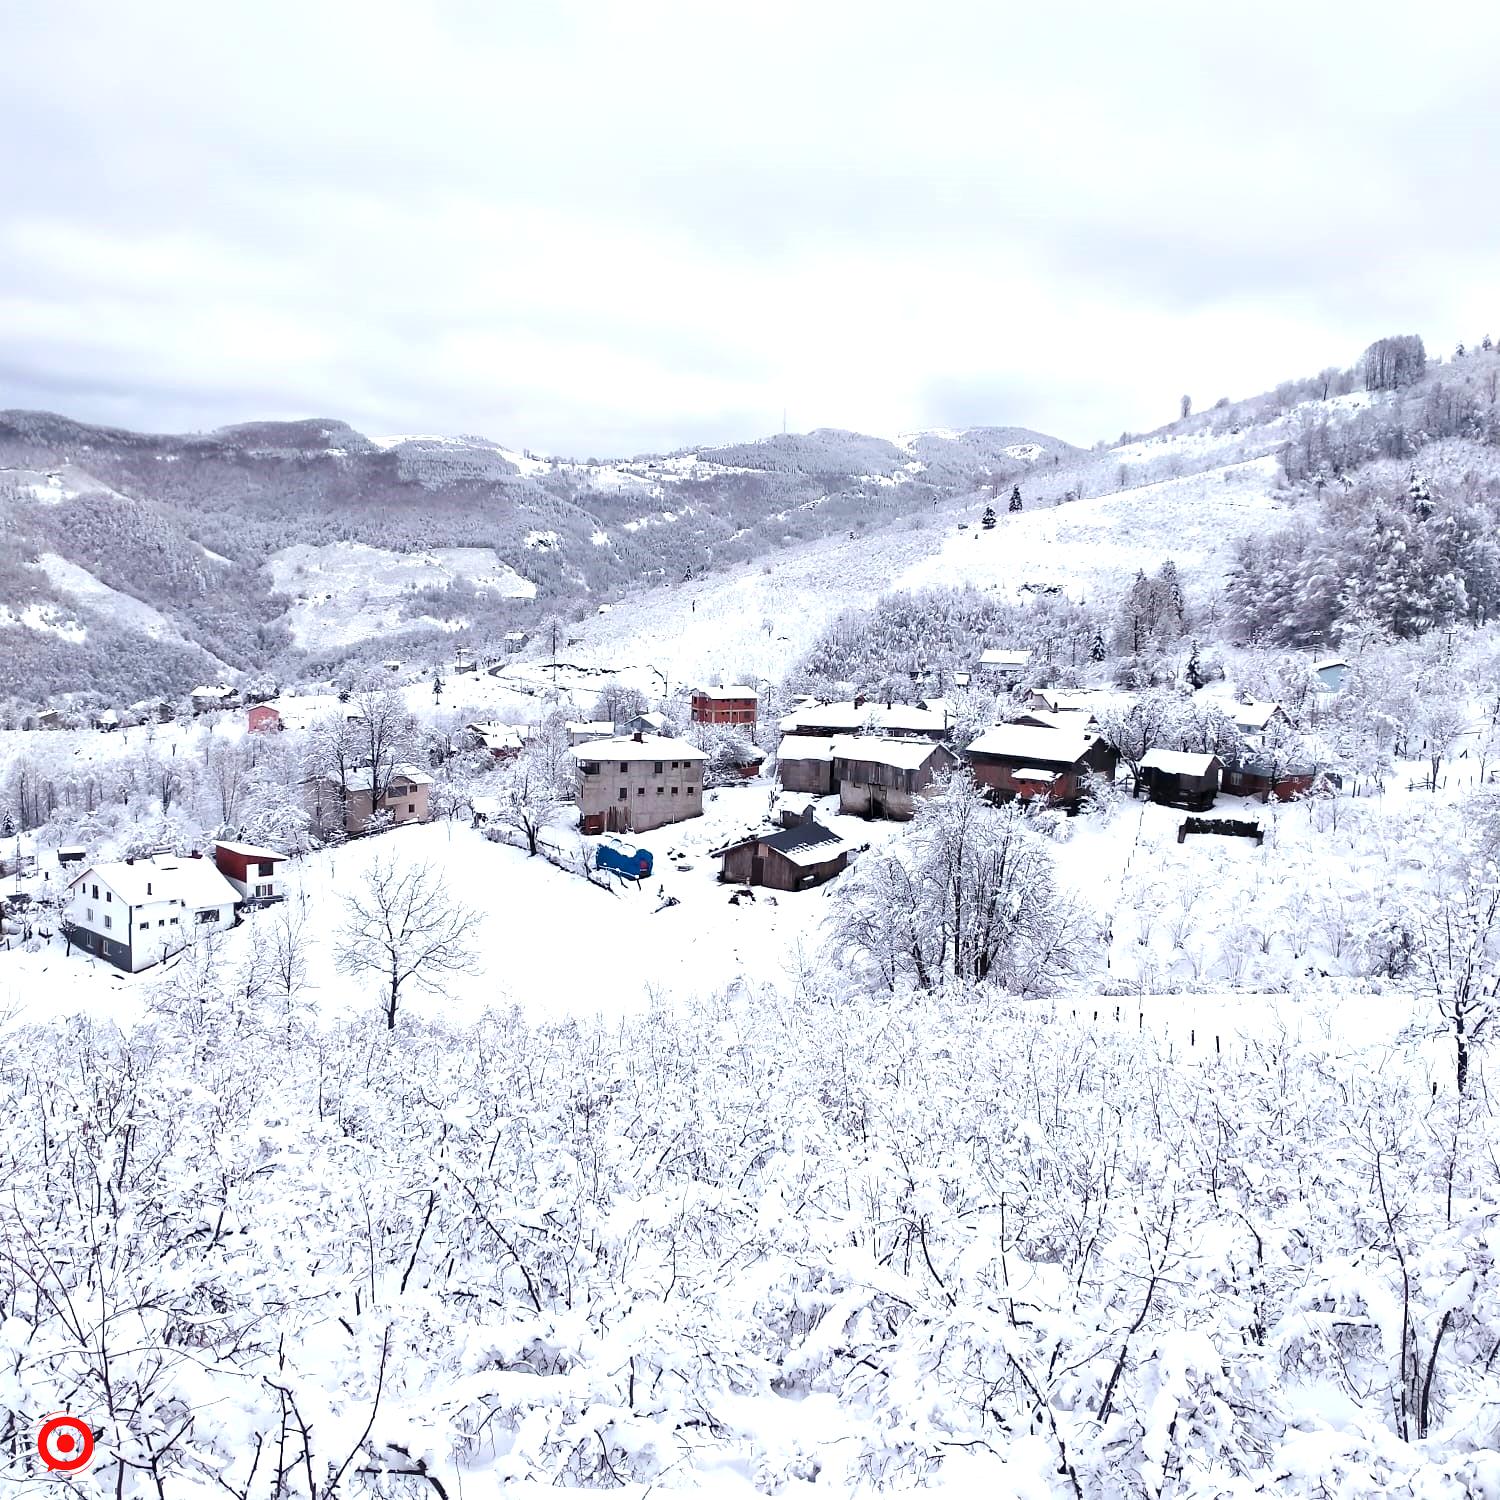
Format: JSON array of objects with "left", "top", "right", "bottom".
[
  {"left": 347, "top": 687, "right": 419, "bottom": 809},
  {"left": 483, "top": 752, "right": 571, "bottom": 856},
  {"left": 335, "top": 856, "right": 479, "bottom": 1029},
  {"left": 1412, "top": 878, "right": 1500, "bottom": 1094},
  {"left": 1418, "top": 698, "right": 1471, "bottom": 791}
]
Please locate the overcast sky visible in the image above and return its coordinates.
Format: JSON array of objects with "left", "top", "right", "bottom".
[{"left": 3, "top": 2, "right": 1497, "bottom": 457}]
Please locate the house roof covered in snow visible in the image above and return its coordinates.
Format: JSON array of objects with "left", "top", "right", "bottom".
[
  {"left": 1231, "top": 701, "right": 1286, "bottom": 731},
  {"left": 715, "top": 820, "right": 849, "bottom": 867},
  {"left": 213, "top": 841, "right": 288, "bottom": 862},
  {"left": 779, "top": 701, "right": 948, "bottom": 736},
  {"left": 339, "top": 763, "right": 434, "bottom": 792},
  {"left": 572, "top": 735, "right": 707, "bottom": 764},
  {"left": 694, "top": 684, "right": 758, "bottom": 700},
  {"left": 191, "top": 684, "right": 236, "bottom": 699},
  {"left": 830, "top": 735, "right": 952, "bottom": 772},
  {"left": 965, "top": 724, "right": 1098, "bottom": 766},
  {"left": 1140, "top": 749, "right": 1222, "bottom": 777},
  {"left": 978, "top": 649, "right": 1032, "bottom": 668},
  {"left": 777, "top": 738, "right": 839, "bottom": 763},
  {"left": 70, "top": 855, "right": 239, "bottom": 911}
]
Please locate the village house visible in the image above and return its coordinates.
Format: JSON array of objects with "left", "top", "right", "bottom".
[
  {"left": 467, "top": 722, "right": 524, "bottom": 760},
  {"left": 779, "top": 700, "right": 950, "bottom": 740},
  {"left": 129, "top": 699, "right": 174, "bottom": 725},
  {"left": 1137, "top": 749, "right": 1223, "bottom": 810},
  {"left": 714, "top": 820, "right": 850, "bottom": 891},
  {"left": 1027, "top": 687, "right": 1099, "bottom": 717},
  {"left": 64, "top": 852, "right": 240, "bottom": 972},
  {"left": 1230, "top": 701, "right": 1290, "bottom": 738},
  {"left": 691, "top": 685, "right": 759, "bottom": 726},
  {"left": 622, "top": 710, "right": 668, "bottom": 737},
  {"left": 302, "top": 763, "right": 434, "bottom": 836},
  {"left": 573, "top": 734, "right": 706, "bottom": 834},
  {"left": 964, "top": 723, "right": 1117, "bottom": 809},
  {"left": 568, "top": 721, "right": 618, "bottom": 747},
  {"left": 247, "top": 704, "right": 283, "bottom": 733},
  {"left": 35, "top": 708, "right": 62, "bottom": 730},
  {"left": 977, "top": 648, "right": 1032, "bottom": 684},
  {"left": 212, "top": 841, "right": 288, "bottom": 904},
  {"left": 190, "top": 684, "right": 240, "bottom": 714},
  {"left": 1313, "top": 656, "right": 1349, "bottom": 692},
  {"left": 831, "top": 737, "right": 958, "bottom": 820},
  {"left": 776, "top": 738, "right": 839, "bottom": 795},
  {"left": 1220, "top": 754, "right": 1322, "bottom": 803},
  {"left": 93, "top": 708, "right": 121, "bottom": 732}
]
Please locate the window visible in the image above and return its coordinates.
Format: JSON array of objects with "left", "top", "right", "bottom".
[
  {"left": 620, "top": 761, "right": 629, "bottom": 772},
  {"left": 638, "top": 787, "right": 645, "bottom": 796},
  {"left": 409, "top": 803, "right": 416, "bottom": 814},
  {"left": 146, "top": 882, "right": 152, "bottom": 895},
  {"left": 86, "top": 907, "right": 94, "bottom": 922},
  {"left": 171, "top": 916, "right": 180, "bottom": 925},
  {"left": 671, "top": 786, "right": 679, "bottom": 796},
  {"left": 653, "top": 761, "right": 663, "bottom": 774},
  {"left": 91, "top": 884, "right": 98, "bottom": 898},
  {"left": 257, "top": 861, "right": 273, "bottom": 876},
  {"left": 581, "top": 761, "right": 599, "bottom": 775},
  {"left": 158, "top": 920, "right": 166, "bottom": 928},
  {"left": 104, "top": 915, "right": 112, "bottom": 930},
  {"left": 657, "top": 787, "right": 665, "bottom": 796},
  {"left": 619, "top": 788, "right": 628, "bottom": 800},
  {"left": 196, "top": 909, "right": 216, "bottom": 924},
  {"left": 255, "top": 883, "right": 273, "bottom": 898},
  {"left": 139, "top": 922, "right": 149, "bottom": 932},
  {"left": 105, "top": 891, "right": 112, "bottom": 903}
]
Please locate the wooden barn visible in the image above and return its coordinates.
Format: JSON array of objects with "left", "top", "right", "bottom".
[
  {"left": 777, "top": 738, "right": 838, "bottom": 794},
  {"left": 831, "top": 737, "right": 957, "bottom": 820},
  {"left": 1220, "top": 756, "right": 1319, "bottom": 803},
  {"left": 963, "top": 723, "right": 1117, "bottom": 809},
  {"left": 715, "top": 820, "right": 849, "bottom": 891},
  {"left": 1137, "top": 749, "right": 1223, "bottom": 810}
]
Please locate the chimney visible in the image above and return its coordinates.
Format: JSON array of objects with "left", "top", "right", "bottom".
[{"left": 633, "top": 731, "right": 643, "bottom": 743}]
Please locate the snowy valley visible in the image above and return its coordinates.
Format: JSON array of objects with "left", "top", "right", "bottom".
[{"left": 4, "top": 335, "right": 1500, "bottom": 1500}]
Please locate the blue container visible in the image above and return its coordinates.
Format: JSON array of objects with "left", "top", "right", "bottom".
[{"left": 594, "top": 838, "right": 653, "bottom": 879}]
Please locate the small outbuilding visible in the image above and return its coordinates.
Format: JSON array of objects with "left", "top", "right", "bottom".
[
  {"left": 1137, "top": 749, "right": 1223, "bottom": 810},
  {"left": 247, "top": 705, "right": 284, "bottom": 734},
  {"left": 715, "top": 820, "right": 850, "bottom": 891}
]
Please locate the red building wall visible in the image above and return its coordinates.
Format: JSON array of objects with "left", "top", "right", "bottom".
[
  {"left": 691, "top": 693, "right": 758, "bottom": 725},
  {"left": 247, "top": 706, "right": 282, "bottom": 733}
]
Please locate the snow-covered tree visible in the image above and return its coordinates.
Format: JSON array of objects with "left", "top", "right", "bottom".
[{"left": 334, "top": 856, "right": 479, "bottom": 1029}]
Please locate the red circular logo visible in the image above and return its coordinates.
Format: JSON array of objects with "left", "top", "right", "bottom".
[{"left": 37, "top": 1415, "right": 95, "bottom": 1473}]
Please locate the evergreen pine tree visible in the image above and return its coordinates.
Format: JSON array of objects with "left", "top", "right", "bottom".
[
  {"left": 1008, "top": 485, "right": 1023, "bottom": 513},
  {"left": 1186, "top": 640, "right": 1205, "bottom": 690},
  {"left": 982, "top": 506, "right": 997, "bottom": 530},
  {"left": 1408, "top": 470, "right": 1434, "bottom": 520},
  {"left": 432, "top": 668, "right": 445, "bottom": 701},
  {"left": 1089, "top": 631, "right": 1106, "bottom": 663}
]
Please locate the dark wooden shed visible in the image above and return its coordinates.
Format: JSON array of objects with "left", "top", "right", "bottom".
[
  {"left": 1137, "top": 750, "right": 1223, "bottom": 811},
  {"left": 715, "top": 820, "right": 849, "bottom": 891}
]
